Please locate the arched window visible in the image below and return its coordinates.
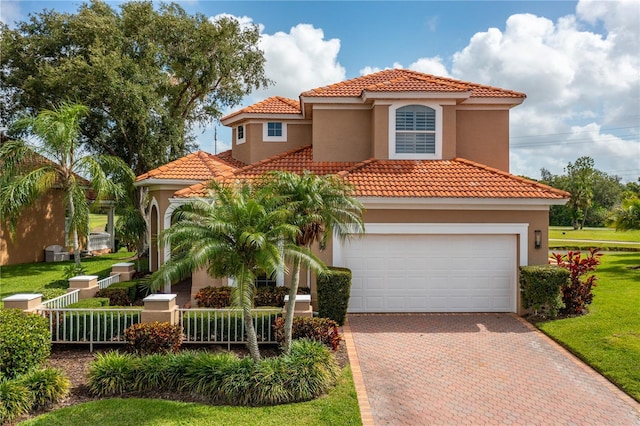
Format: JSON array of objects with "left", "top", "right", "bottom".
[{"left": 395, "top": 105, "right": 436, "bottom": 154}]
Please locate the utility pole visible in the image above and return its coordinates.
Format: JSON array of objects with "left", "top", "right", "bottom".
[{"left": 214, "top": 127, "right": 218, "bottom": 154}]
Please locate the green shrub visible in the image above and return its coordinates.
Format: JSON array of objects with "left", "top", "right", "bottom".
[
  {"left": 255, "top": 286, "right": 310, "bottom": 307},
  {"left": 0, "top": 309, "right": 51, "bottom": 379},
  {"left": 109, "top": 281, "right": 140, "bottom": 303},
  {"left": 520, "top": 265, "right": 570, "bottom": 318},
  {"left": 88, "top": 351, "right": 140, "bottom": 396},
  {"left": 39, "top": 288, "right": 68, "bottom": 301},
  {"left": 44, "top": 279, "right": 68, "bottom": 290},
  {"left": 195, "top": 286, "right": 231, "bottom": 308},
  {"left": 182, "top": 309, "right": 281, "bottom": 342},
  {"left": 16, "top": 367, "right": 70, "bottom": 409},
  {"left": 63, "top": 263, "right": 86, "bottom": 279},
  {"left": 67, "top": 297, "right": 110, "bottom": 308},
  {"left": 274, "top": 317, "right": 342, "bottom": 351},
  {"left": 124, "top": 322, "right": 183, "bottom": 355},
  {"left": 95, "top": 287, "right": 131, "bottom": 306},
  {"left": 0, "top": 378, "right": 33, "bottom": 424},
  {"left": 54, "top": 308, "right": 141, "bottom": 342},
  {"left": 317, "top": 267, "right": 352, "bottom": 325}
]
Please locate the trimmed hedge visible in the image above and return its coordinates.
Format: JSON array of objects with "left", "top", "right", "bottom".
[
  {"left": 182, "top": 309, "right": 281, "bottom": 342},
  {"left": 109, "top": 281, "right": 140, "bottom": 303},
  {"left": 274, "top": 317, "right": 342, "bottom": 351},
  {"left": 0, "top": 309, "right": 51, "bottom": 379},
  {"left": 520, "top": 265, "right": 570, "bottom": 318},
  {"left": 67, "top": 298, "right": 110, "bottom": 308},
  {"left": 317, "top": 267, "right": 352, "bottom": 325},
  {"left": 38, "top": 288, "right": 68, "bottom": 301},
  {"left": 88, "top": 340, "right": 339, "bottom": 406},
  {"left": 95, "top": 287, "right": 131, "bottom": 306},
  {"left": 196, "top": 286, "right": 310, "bottom": 308}
]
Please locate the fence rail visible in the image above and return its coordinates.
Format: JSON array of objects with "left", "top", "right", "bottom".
[
  {"left": 97, "top": 274, "right": 120, "bottom": 289},
  {"left": 38, "top": 307, "right": 142, "bottom": 351},
  {"left": 179, "top": 308, "right": 281, "bottom": 348},
  {"left": 41, "top": 289, "right": 80, "bottom": 309}
]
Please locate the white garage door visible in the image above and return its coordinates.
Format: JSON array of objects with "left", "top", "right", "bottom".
[{"left": 343, "top": 234, "right": 517, "bottom": 313}]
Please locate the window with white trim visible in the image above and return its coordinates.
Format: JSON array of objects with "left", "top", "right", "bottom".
[
  {"left": 262, "top": 121, "right": 287, "bottom": 142},
  {"left": 389, "top": 103, "right": 442, "bottom": 159},
  {"left": 236, "top": 125, "right": 245, "bottom": 144}
]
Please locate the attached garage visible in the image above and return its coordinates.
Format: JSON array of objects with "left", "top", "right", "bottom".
[{"left": 334, "top": 223, "right": 529, "bottom": 313}]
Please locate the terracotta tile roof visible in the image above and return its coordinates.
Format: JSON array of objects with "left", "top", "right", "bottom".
[
  {"left": 135, "top": 150, "right": 244, "bottom": 182},
  {"left": 338, "top": 158, "right": 569, "bottom": 199},
  {"left": 301, "top": 69, "right": 525, "bottom": 99},
  {"left": 221, "top": 96, "right": 301, "bottom": 121},
  {"left": 173, "top": 147, "right": 567, "bottom": 200}
]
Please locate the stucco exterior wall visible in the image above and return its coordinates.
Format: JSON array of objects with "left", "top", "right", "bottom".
[
  {"left": 371, "top": 104, "right": 389, "bottom": 159},
  {"left": 456, "top": 109, "right": 510, "bottom": 170},
  {"left": 0, "top": 190, "right": 66, "bottom": 265},
  {"left": 312, "top": 108, "right": 372, "bottom": 162},
  {"left": 232, "top": 122, "right": 311, "bottom": 164}
]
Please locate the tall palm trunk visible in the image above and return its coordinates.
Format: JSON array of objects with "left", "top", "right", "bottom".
[
  {"left": 67, "top": 191, "right": 81, "bottom": 266},
  {"left": 283, "top": 256, "right": 302, "bottom": 354},
  {"left": 243, "top": 305, "right": 261, "bottom": 362}
]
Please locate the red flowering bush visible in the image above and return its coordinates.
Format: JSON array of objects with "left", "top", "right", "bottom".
[
  {"left": 274, "top": 317, "right": 341, "bottom": 351},
  {"left": 124, "top": 322, "right": 183, "bottom": 354},
  {"left": 550, "top": 248, "right": 602, "bottom": 315}
]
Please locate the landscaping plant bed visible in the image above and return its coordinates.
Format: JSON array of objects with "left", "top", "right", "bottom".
[{"left": 17, "top": 339, "right": 349, "bottom": 423}]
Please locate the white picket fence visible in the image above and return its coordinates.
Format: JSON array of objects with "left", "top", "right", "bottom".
[
  {"left": 41, "top": 289, "right": 80, "bottom": 309},
  {"left": 98, "top": 274, "right": 120, "bottom": 289},
  {"left": 179, "top": 308, "right": 281, "bottom": 349}
]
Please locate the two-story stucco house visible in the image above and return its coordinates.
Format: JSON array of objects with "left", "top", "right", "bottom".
[{"left": 135, "top": 69, "right": 569, "bottom": 314}]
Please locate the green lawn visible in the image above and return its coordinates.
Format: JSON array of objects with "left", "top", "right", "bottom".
[
  {"left": 20, "top": 366, "right": 362, "bottom": 426},
  {"left": 0, "top": 251, "right": 137, "bottom": 308},
  {"left": 549, "top": 227, "right": 640, "bottom": 250},
  {"left": 89, "top": 213, "right": 109, "bottom": 232},
  {"left": 536, "top": 252, "right": 640, "bottom": 401}
]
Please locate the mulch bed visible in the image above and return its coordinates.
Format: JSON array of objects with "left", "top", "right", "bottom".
[{"left": 14, "top": 338, "right": 350, "bottom": 424}]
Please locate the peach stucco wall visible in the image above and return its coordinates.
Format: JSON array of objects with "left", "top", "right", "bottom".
[
  {"left": 456, "top": 109, "right": 510, "bottom": 170},
  {"left": 0, "top": 190, "right": 66, "bottom": 266},
  {"left": 312, "top": 108, "right": 372, "bottom": 162},
  {"left": 232, "top": 122, "right": 311, "bottom": 164}
]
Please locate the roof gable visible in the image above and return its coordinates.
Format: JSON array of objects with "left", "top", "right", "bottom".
[
  {"left": 135, "top": 150, "right": 244, "bottom": 182},
  {"left": 301, "top": 69, "right": 526, "bottom": 99}
]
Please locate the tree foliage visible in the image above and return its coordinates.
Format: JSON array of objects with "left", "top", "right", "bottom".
[
  {"left": 1, "top": 0, "right": 269, "bottom": 175},
  {"left": 541, "top": 156, "right": 626, "bottom": 228}
]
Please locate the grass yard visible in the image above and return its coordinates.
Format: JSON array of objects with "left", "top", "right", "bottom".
[
  {"left": 537, "top": 252, "right": 640, "bottom": 401},
  {"left": 0, "top": 251, "right": 137, "bottom": 308},
  {"left": 549, "top": 226, "right": 640, "bottom": 251},
  {"left": 20, "top": 366, "right": 362, "bottom": 426}
]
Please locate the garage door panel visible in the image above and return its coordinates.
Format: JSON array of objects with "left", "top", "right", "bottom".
[{"left": 344, "top": 234, "right": 516, "bottom": 313}]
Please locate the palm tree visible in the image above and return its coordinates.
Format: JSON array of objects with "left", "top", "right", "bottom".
[
  {"left": 0, "top": 102, "right": 131, "bottom": 265},
  {"left": 608, "top": 197, "right": 640, "bottom": 231},
  {"left": 147, "top": 180, "right": 322, "bottom": 361},
  {"left": 262, "top": 171, "right": 365, "bottom": 354}
]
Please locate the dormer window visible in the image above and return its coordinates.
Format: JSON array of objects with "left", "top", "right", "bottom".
[
  {"left": 237, "top": 125, "right": 245, "bottom": 144},
  {"left": 263, "top": 122, "right": 287, "bottom": 142},
  {"left": 389, "top": 103, "right": 442, "bottom": 159}
]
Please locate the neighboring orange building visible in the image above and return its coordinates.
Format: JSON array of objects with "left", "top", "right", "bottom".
[{"left": 135, "top": 69, "right": 569, "bottom": 314}]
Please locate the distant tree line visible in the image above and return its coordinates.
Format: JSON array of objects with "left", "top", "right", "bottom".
[{"left": 540, "top": 156, "right": 640, "bottom": 229}]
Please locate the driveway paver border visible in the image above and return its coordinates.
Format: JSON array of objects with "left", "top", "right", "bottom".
[{"left": 343, "top": 318, "right": 374, "bottom": 426}]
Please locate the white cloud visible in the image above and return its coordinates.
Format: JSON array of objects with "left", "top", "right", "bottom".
[
  {"left": 359, "top": 57, "right": 450, "bottom": 77},
  {"left": 449, "top": 0, "right": 639, "bottom": 181},
  {"left": 254, "top": 23, "right": 345, "bottom": 100}
]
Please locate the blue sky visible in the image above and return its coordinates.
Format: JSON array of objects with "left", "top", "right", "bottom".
[{"left": 2, "top": 1, "right": 639, "bottom": 181}]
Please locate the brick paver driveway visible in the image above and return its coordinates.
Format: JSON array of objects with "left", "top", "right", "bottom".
[{"left": 346, "top": 314, "right": 640, "bottom": 425}]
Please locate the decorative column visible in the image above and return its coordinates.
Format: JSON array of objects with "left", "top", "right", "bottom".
[
  {"left": 141, "top": 294, "right": 178, "bottom": 325},
  {"left": 283, "top": 294, "right": 313, "bottom": 318},
  {"left": 111, "top": 262, "right": 136, "bottom": 281},
  {"left": 2, "top": 294, "right": 43, "bottom": 312},
  {"left": 68, "top": 275, "right": 99, "bottom": 299}
]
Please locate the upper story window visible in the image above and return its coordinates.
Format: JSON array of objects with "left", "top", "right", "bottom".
[
  {"left": 389, "top": 103, "right": 442, "bottom": 159},
  {"left": 263, "top": 121, "right": 287, "bottom": 142},
  {"left": 236, "top": 125, "right": 245, "bottom": 144}
]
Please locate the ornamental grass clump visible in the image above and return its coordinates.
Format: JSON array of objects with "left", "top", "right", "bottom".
[
  {"left": 16, "top": 367, "right": 70, "bottom": 410},
  {"left": 87, "top": 341, "right": 339, "bottom": 406}
]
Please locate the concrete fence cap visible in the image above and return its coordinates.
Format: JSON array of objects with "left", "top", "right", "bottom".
[
  {"left": 69, "top": 275, "right": 99, "bottom": 281},
  {"left": 283, "top": 294, "right": 311, "bottom": 302},
  {"left": 143, "top": 294, "right": 177, "bottom": 302},
  {"left": 3, "top": 293, "right": 43, "bottom": 301}
]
